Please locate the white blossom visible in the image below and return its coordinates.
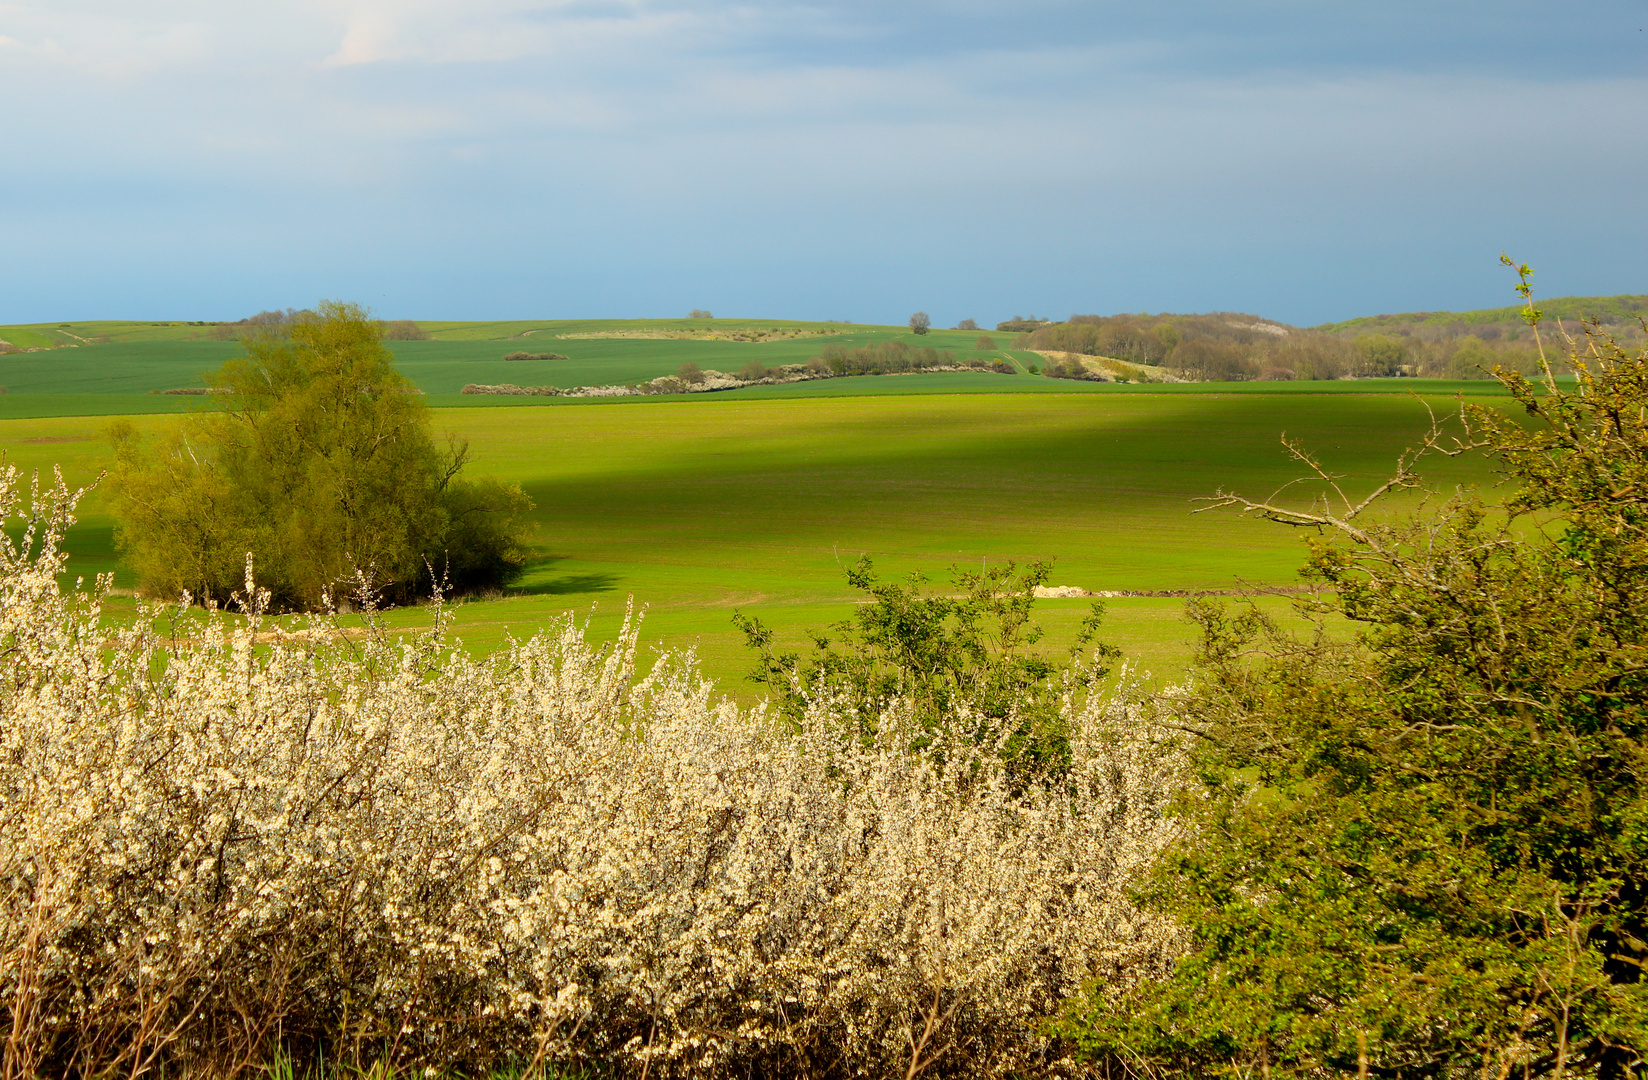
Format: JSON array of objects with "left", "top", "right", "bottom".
[{"left": 0, "top": 465, "right": 1187, "bottom": 1078}]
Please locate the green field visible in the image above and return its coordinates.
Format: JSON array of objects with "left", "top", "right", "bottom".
[
  {"left": 0, "top": 379, "right": 1512, "bottom": 695},
  {"left": 0, "top": 319, "right": 1002, "bottom": 397},
  {"left": 0, "top": 315, "right": 1536, "bottom": 693}
]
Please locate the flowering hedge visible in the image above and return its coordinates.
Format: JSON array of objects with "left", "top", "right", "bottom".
[{"left": 0, "top": 466, "right": 1186, "bottom": 1078}]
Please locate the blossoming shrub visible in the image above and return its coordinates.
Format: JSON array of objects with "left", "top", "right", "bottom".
[{"left": 0, "top": 466, "right": 1186, "bottom": 1079}]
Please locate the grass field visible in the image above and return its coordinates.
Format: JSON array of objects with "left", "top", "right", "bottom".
[
  {"left": 1, "top": 319, "right": 998, "bottom": 396},
  {"left": 1, "top": 315, "right": 1534, "bottom": 693},
  {"left": 4, "top": 314, "right": 1533, "bottom": 401},
  {"left": 0, "top": 383, "right": 1512, "bottom": 695}
]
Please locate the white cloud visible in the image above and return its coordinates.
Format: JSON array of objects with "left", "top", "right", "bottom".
[
  {"left": 323, "top": 11, "right": 396, "bottom": 66},
  {"left": 0, "top": 4, "right": 222, "bottom": 73}
]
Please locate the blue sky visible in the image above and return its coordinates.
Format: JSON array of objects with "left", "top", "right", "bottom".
[{"left": 1, "top": 1, "right": 1644, "bottom": 326}]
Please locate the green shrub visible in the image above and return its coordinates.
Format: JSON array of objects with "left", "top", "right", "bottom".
[
  {"left": 813, "top": 341, "right": 956, "bottom": 375},
  {"left": 1065, "top": 265, "right": 1648, "bottom": 1078},
  {"left": 1446, "top": 333, "right": 1499, "bottom": 378},
  {"left": 382, "top": 318, "right": 430, "bottom": 341},
  {"left": 735, "top": 557, "right": 1115, "bottom": 779}
]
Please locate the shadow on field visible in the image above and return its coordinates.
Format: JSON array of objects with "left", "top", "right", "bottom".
[{"left": 509, "top": 557, "right": 621, "bottom": 597}]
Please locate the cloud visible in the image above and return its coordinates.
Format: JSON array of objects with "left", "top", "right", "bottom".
[
  {"left": 324, "top": 11, "right": 396, "bottom": 66},
  {"left": 0, "top": 1, "right": 1644, "bottom": 322}
]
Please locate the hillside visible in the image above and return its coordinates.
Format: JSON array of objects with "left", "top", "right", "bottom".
[
  {"left": 4, "top": 297, "right": 1637, "bottom": 401},
  {"left": 0, "top": 316, "right": 867, "bottom": 348},
  {"left": 1317, "top": 294, "right": 1648, "bottom": 336},
  {"left": 6, "top": 291, "right": 1643, "bottom": 352},
  {"left": 0, "top": 319, "right": 1008, "bottom": 400}
]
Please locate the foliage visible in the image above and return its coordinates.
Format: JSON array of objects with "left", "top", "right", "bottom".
[
  {"left": 1042, "top": 355, "right": 1099, "bottom": 381},
  {"left": 817, "top": 340, "right": 937, "bottom": 373},
  {"left": 1317, "top": 293, "right": 1648, "bottom": 337},
  {"left": 207, "top": 307, "right": 312, "bottom": 340},
  {"left": 1066, "top": 265, "right": 1648, "bottom": 1077},
  {"left": 1025, "top": 312, "right": 1365, "bottom": 382},
  {"left": 735, "top": 557, "right": 1117, "bottom": 777},
  {"left": 910, "top": 311, "right": 932, "bottom": 335},
  {"left": 1168, "top": 337, "right": 1258, "bottom": 381},
  {"left": 1353, "top": 331, "right": 1409, "bottom": 375},
  {"left": 108, "top": 301, "right": 533, "bottom": 609},
  {"left": 1028, "top": 317, "right": 1175, "bottom": 367},
  {"left": 688, "top": 308, "right": 713, "bottom": 318},
  {"left": 1018, "top": 312, "right": 1559, "bottom": 382},
  {"left": 956, "top": 318, "right": 979, "bottom": 331},
  {"left": 0, "top": 470, "right": 1184, "bottom": 1079},
  {"left": 1434, "top": 333, "right": 1553, "bottom": 381},
  {"left": 382, "top": 319, "right": 430, "bottom": 341}
]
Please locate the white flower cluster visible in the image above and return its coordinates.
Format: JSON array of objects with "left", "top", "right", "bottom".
[{"left": 0, "top": 465, "right": 1186, "bottom": 1078}]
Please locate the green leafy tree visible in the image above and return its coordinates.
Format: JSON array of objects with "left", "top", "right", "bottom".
[
  {"left": 1065, "top": 263, "right": 1648, "bottom": 1078},
  {"left": 382, "top": 318, "right": 429, "bottom": 341},
  {"left": 1353, "top": 331, "right": 1409, "bottom": 375},
  {"left": 110, "top": 301, "right": 533, "bottom": 609},
  {"left": 1448, "top": 333, "right": 1500, "bottom": 379},
  {"left": 734, "top": 557, "right": 1114, "bottom": 777},
  {"left": 1154, "top": 321, "right": 1182, "bottom": 357}
]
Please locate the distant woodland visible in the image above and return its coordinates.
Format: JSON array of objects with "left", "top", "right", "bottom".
[
  {"left": 1020, "top": 296, "right": 1648, "bottom": 382},
  {"left": 205, "top": 308, "right": 431, "bottom": 341}
]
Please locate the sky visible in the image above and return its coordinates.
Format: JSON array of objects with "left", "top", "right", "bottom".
[{"left": 1, "top": 0, "right": 1644, "bottom": 326}]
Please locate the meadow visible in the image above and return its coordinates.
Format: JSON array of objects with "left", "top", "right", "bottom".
[
  {"left": 0, "top": 318, "right": 998, "bottom": 396},
  {"left": 0, "top": 367, "right": 1510, "bottom": 692},
  {"left": 0, "top": 315, "right": 1532, "bottom": 401}
]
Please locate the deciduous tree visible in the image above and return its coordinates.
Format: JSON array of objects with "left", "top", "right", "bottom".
[{"left": 110, "top": 301, "right": 533, "bottom": 609}]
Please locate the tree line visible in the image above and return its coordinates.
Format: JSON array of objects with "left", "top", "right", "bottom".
[
  {"left": 1018, "top": 310, "right": 1575, "bottom": 381},
  {"left": 814, "top": 340, "right": 1014, "bottom": 375},
  {"left": 206, "top": 308, "right": 430, "bottom": 341}
]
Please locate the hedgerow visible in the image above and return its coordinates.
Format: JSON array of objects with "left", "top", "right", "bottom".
[{"left": 0, "top": 467, "right": 1185, "bottom": 1079}]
